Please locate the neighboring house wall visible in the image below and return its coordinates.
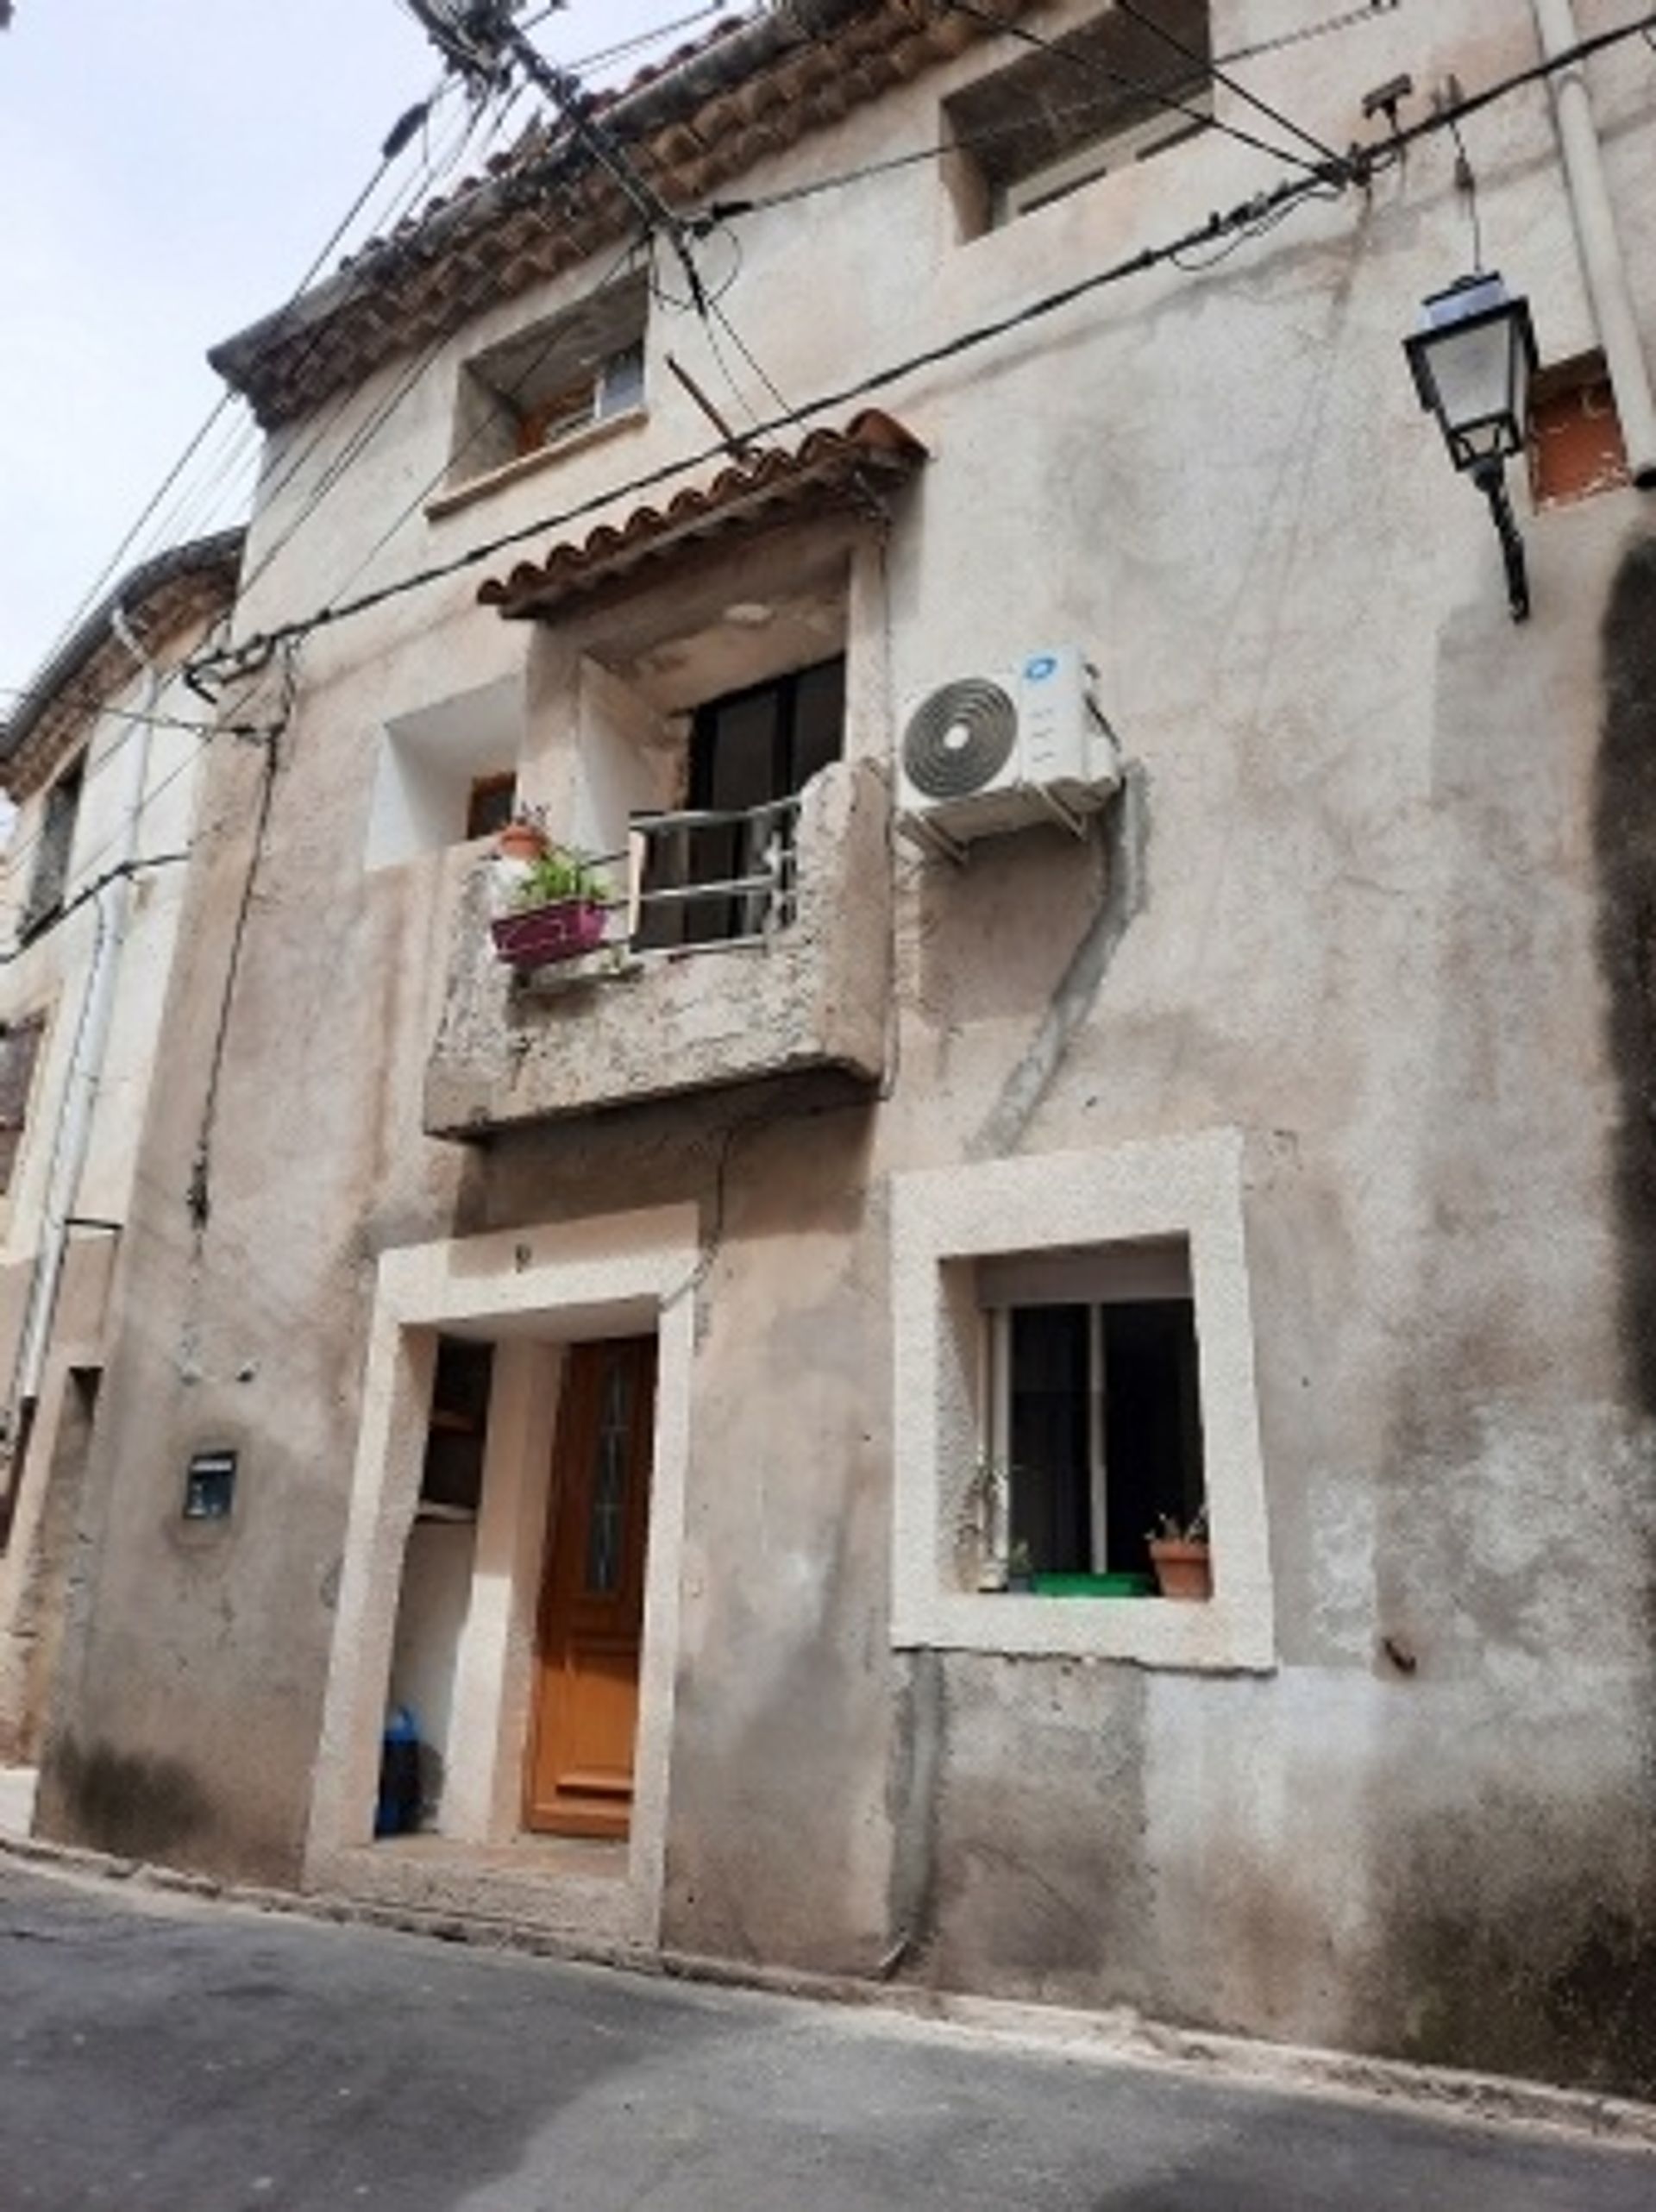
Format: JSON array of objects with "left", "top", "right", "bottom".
[
  {"left": 28, "top": 3, "right": 1656, "bottom": 2098},
  {"left": 0, "top": 555, "right": 239, "bottom": 1758}
]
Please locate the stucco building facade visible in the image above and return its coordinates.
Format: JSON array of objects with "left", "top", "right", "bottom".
[
  {"left": 0, "top": 530, "right": 243, "bottom": 1765},
  {"left": 16, "top": 0, "right": 1656, "bottom": 2098}
]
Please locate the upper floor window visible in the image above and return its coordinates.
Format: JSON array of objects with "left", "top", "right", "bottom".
[
  {"left": 946, "top": 0, "right": 1212, "bottom": 235},
  {"left": 22, "top": 759, "right": 84, "bottom": 940},
  {"left": 0, "top": 1015, "right": 46, "bottom": 1195},
  {"left": 449, "top": 274, "right": 648, "bottom": 491}
]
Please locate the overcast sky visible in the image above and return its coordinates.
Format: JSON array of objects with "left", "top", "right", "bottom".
[{"left": 0, "top": 1, "right": 735, "bottom": 700}]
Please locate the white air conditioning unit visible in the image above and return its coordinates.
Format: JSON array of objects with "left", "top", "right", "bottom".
[{"left": 896, "top": 646, "right": 1120, "bottom": 858}]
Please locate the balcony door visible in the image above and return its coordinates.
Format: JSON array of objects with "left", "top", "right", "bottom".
[
  {"left": 524, "top": 1336, "right": 657, "bottom": 1838},
  {"left": 637, "top": 657, "right": 845, "bottom": 948}
]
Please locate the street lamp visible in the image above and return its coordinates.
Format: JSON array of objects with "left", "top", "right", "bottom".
[{"left": 1404, "top": 272, "right": 1540, "bottom": 621}]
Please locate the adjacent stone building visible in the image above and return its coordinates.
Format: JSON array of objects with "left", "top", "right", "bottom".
[
  {"left": 16, "top": 0, "right": 1656, "bottom": 2098},
  {"left": 0, "top": 530, "right": 243, "bottom": 1763}
]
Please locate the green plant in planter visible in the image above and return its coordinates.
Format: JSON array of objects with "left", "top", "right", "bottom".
[{"left": 511, "top": 846, "right": 611, "bottom": 911}]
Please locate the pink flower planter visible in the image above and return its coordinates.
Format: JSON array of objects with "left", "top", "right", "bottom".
[{"left": 491, "top": 900, "right": 609, "bottom": 971}]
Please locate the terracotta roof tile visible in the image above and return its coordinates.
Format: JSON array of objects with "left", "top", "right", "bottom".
[
  {"left": 477, "top": 409, "right": 925, "bottom": 619},
  {"left": 210, "top": 1, "right": 1043, "bottom": 430}
]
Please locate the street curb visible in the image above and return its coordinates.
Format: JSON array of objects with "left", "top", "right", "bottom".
[{"left": 5, "top": 1826, "right": 1655, "bottom": 2156}]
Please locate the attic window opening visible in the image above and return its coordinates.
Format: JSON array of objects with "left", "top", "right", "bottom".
[
  {"left": 451, "top": 276, "right": 649, "bottom": 490},
  {"left": 21, "top": 758, "right": 85, "bottom": 942},
  {"left": 945, "top": 0, "right": 1214, "bottom": 236},
  {"left": 0, "top": 1015, "right": 46, "bottom": 1197}
]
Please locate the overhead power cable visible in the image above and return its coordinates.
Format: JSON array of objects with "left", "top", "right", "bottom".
[
  {"left": 28, "top": 120, "right": 442, "bottom": 680},
  {"left": 696, "top": 5, "right": 1403, "bottom": 227},
  {"left": 941, "top": 0, "right": 1344, "bottom": 182},
  {"left": 187, "top": 5, "right": 1656, "bottom": 687},
  {"left": 0, "top": 686, "right": 271, "bottom": 742},
  {"left": 0, "top": 677, "right": 283, "bottom": 922},
  {"left": 225, "top": 82, "right": 534, "bottom": 612},
  {"left": 0, "top": 852, "right": 191, "bottom": 970},
  {"left": 1114, "top": 0, "right": 1344, "bottom": 167}
]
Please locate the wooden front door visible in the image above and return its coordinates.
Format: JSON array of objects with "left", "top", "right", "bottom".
[{"left": 524, "top": 1336, "right": 656, "bottom": 1838}]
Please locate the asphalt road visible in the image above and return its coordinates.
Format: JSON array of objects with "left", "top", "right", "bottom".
[{"left": 1, "top": 1861, "right": 1652, "bottom": 2212}]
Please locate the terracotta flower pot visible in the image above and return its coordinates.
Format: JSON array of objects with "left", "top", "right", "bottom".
[
  {"left": 1148, "top": 1538, "right": 1212, "bottom": 1600},
  {"left": 495, "top": 820, "right": 549, "bottom": 864}
]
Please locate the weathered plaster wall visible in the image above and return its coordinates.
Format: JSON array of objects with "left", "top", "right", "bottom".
[{"left": 32, "top": 0, "right": 1656, "bottom": 2097}]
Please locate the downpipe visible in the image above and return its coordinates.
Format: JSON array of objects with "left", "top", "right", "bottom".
[
  {"left": 1530, "top": 0, "right": 1656, "bottom": 487},
  {"left": 7, "top": 605, "right": 159, "bottom": 1437}
]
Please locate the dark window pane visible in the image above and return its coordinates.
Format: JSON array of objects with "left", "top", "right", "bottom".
[
  {"left": 694, "top": 690, "right": 780, "bottom": 812},
  {"left": 790, "top": 659, "right": 845, "bottom": 790},
  {"left": 465, "top": 773, "right": 517, "bottom": 841},
  {"left": 1101, "top": 1299, "right": 1205, "bottom": 1571},
  {"left": 1008, "top": 1304, "right": 1092, "bottom": 1573},
  {"left": 0, "top": 1017, "right": 45, "bottom": 1197},
  {"left": 420, "top": 1336, "right": 494, "bottom": 1514},
  {"left": 24, "top": 764, "right": 83, "bottom": 938}
]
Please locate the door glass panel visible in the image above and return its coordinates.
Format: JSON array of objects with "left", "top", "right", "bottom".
[{"left": 585, "top": 1352, "right": 633, "bottom": 1593}]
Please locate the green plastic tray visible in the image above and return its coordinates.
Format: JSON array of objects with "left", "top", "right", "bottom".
[{"left": 1031, "top": 1572, "right": 1155, "bottom": 1599}]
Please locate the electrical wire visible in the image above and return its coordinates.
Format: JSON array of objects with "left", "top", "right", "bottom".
[
  {"left": 248, "top": 16, "right": 753, "bottom": 621},
  {"left": 706, "top": 290, "right": 794, "bottom": 423},
  {"left": 0, "top": 650, "right": 285, "bottom": 927},
  {"left": 1445, "top": 109, "right": 1484, "bottom": 275},
  {"left": 0, "top": 688, "right": 270, "bottom": 741},
  {"left": 185, "top": 4, "right": 1656, "bottom": 690},
  {"left": 1114, "top": 0, "right": 1344, "bottom": 167},
  {"left": 312, "top": 229, "right": 650, "bottom": 620},
  {"left": 0, "top": 851, "right": 191, "bottom": 971},
  {"left": 692, "top": 13, "right": 1399, "bottom": 229},
  {"left": 188, "top": 175, "right": 1357, "bottom": 682},
  {"left": 185, "top": 4, "right": 1653, "bottom": 689},
  {"left": 941, "top": 0, "right": 1344, "bottom": 183},
  {"left": 0, "top": 710, "right": 261, "bottom": 934},
  {"left": 223, "top": 82, "right": 537, "bottom": 613},
  {"left": 29, "top": 114, "right": 447, "bottom": 678}
]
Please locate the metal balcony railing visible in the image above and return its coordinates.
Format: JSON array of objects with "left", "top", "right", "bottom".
[{"left": 625, "top": 793, "right": 803, "bottom": 952}]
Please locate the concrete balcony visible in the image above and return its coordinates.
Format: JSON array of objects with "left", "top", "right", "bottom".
[{"left": 423, "top": 759, "right": 890, "bottom": 1138}]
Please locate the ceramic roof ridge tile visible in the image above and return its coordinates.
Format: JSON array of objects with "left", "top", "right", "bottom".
[{"left": 475, "top": 408, "right": 925, "bottom": 619}]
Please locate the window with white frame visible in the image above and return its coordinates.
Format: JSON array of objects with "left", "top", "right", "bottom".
[
  {"left": 450, "top": 274, "right": 648, "bottom": 488},
  {"left": 978, "top": 1238, "right": 1206, "bottom": 1592},
  {"left": 890, "top": 1131, "right": 1276, "bottom": 1671},
  {"left": 945, "top": 0, "right": 1213, "bottom": 236}
]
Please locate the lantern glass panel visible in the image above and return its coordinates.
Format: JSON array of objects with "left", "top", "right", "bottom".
[{"left": 1427, "top": 316, "right": 1516, "bottom": 455}]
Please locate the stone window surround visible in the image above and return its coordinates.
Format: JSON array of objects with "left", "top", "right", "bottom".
[
  {"left": 890, "top": 1128, "right": 1276, "bottom": 1672},
  {"left": 304, "top": 1203, "right": 699, "bottom": 1944}
]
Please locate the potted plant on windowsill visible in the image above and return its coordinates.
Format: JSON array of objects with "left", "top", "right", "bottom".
[
  {"left": 1146, "top": 1508, "right": 1211, "bottom": 1600},
  {"left": 490, "top": 845, "right": 612, "bottom": 970}
]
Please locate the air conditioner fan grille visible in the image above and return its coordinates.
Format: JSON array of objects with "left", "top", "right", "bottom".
[{"left": 902, "top": 678, "right": 1017, "bottom": 800}]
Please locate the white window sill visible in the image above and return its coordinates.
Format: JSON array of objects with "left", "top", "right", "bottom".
[
  {"left": 426, "top": 405, "right": 648, "bottom": 522},
  {"left": 893, "top": 1587, "right": 1276, "bottom": 1673}
]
